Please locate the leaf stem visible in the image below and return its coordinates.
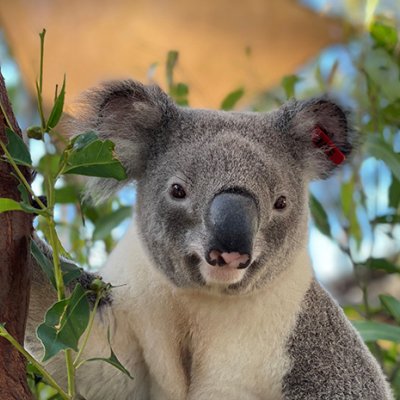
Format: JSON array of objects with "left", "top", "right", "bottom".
[
  {"left": 0, "top": 100, "right": 13, "bottom": 130},
  {"left": 0, "top": 325, "right": 70, "bottom": 400},
  {"left": 0, "top": 138, "right": 47, "bottom": 211},
  {"left": 65, "top": 349, "right": 76, "bottom": 397},
  {"left": 74, "top": 293, "right": 101, "bottom": 368}
]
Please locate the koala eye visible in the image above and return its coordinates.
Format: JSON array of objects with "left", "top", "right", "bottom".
[
  {"left": 170, "top": 183, "right": 187, "bottom": 200},
  {"left": 273, "top": 195, "right": 287, "bottom": 210}
]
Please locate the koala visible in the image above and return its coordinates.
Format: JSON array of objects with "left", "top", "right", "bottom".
[{"left": 26, "top": 80, "right": 393, "bottom": 400}]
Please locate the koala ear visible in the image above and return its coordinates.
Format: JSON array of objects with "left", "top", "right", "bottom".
[
  {"left": 70, "top": 79, "right": 177, "bottom": 202},
  {"left": 282, "top": 98, "right": 354, "bottom": 180}
]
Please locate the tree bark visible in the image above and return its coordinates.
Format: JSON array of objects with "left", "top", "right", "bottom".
[{"left": 0, "top": 71, "right": 33, "bottom": 399}]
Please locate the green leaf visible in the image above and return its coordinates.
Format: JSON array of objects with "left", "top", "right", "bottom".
[
  {"left": 309, "top": 194, "right": 331, "bottom": 237},
  {"left": 281, "top": 75, "right": 301, "bottom": 99},
  {"left": 389, "top": 174, "right": 400, "bottom": 210},
  {"left": 352, "top": 320, "right": 400, "bottom": 342},
  {"left": 30, "top": 240, "right": 82, "bottom": 289},
  {"left": 86, "top": 328, "right": 133, "bottom": 379},
  {"left": 382, "top": 100, "right": 400, "bottom": 127},
  {"left": 380, "top": 295, "right": 400, "bottom": 324},
  {"left": 37, "top": 154, "right": 61, "bottom": 178},
  {"left": 47, "top": 75, "right": 66, "bottom": 130},
  {"left": 60, "top": 259, "right": 82, "bottom": 286},
  {"left": 220, "top": 88, "right": 244, "bottom": 111},
  {"left": 166, "top": 50, "right": 179, "bottom": 89},
  {"left": 367, "top": 258, "right": 400, "bottom": 274},
  {"left": 370, "top": 21, "right": 398, "bottom": 53},
  {"left": 55, "top": 186, "right": 79, "bottom": 204},
  {"left": 37, "top": 284, "right": 90, "bottom": 361},
  {"left": 340, "top": 178, "right": 354, "bottom": 219},
  {"left": 373, "top": 215, "right": 400, "bottom": 224},
  {"left": 71, "top": 131, "right": 98, "bottom": 150},
  {"left": 93, "top": 206, "right": 132, "bottom": 241},
  {"left": 366, "top": 137, "right": 400, "bottom": 182},
  {"left": 0, "top": 198, "right": 23, "bottom": 213},
  {"left": 170, "top": 83, "right": 189, "bottom": 106},
  {"left": 5, "top": 127, "right": 32, "bottom": 167},
  {"left": 364, "top": 48, "right": 400, "bottom": 103},
  {"left": 62, "top": 133, "right": 127, "bottom": 180}
]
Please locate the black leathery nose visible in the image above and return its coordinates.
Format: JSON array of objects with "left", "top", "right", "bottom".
[{"left": 207, "top": 191, "right": 259, "bottom": 258}]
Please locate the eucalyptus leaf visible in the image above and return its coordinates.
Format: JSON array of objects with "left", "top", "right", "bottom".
[
  {"left": 47, "top": 75, "right": 66, "bottom": 130},
  {"left": 166, "top": 50, "right": 179, "bottom": 89},
  {"left": 281, "top": 75, "right": 301, "bottom": 99},
  {"left": 370, "top": 21, "right": 398, "bottom": 53},
  {"left": 5, "top": 127, "right": 32, "bottom": 167},
  {"left": 220, "top": 88, "right": 244, "bottom": 111},
  {"left": 353, "top": 320, "right": 400, "bottom": 343},
  {"left": 367, "top": 258, "right": 400, "bottom": 274},
  {"left": 86, "top": 328, "right": 133, "bottom": 379},
  {"left": 366, "top": 137, "right": 400, "bottom": 182},
  {"left": 37, "top": 284, "right": 90, "bottom": 361},
  {"left": 380, "top": 295, "right": 400, "bottom": 324},
  {"left": 309, "top": 194, "right": 331, "bottom": 237},
  {"left": 62, "top": 133, "right": 127, "bottom": 180},
  {"left": 0, "top": 198, "right": 23, "bottom": 213},
  {"left": 389, "top": 174, "right": 400, "bottom": 210},
  {"left": 93, "top": 206, "right": 133, "bottom": 241},
  {"left": 30, "top": 240, "right": 82, "bottom": 289}
]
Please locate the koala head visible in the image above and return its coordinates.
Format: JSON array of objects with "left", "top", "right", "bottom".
[{"left": 73, "top": 80, "right": 353, "bottom": 295}]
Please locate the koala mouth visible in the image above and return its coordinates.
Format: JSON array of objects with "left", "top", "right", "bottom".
[{"left": 185, "top": 251, "right": 251, "bottom": 286}]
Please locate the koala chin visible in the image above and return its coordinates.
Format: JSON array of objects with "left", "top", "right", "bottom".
[{"left": 27, "top": 80, "right": 393, "bottom": 399}]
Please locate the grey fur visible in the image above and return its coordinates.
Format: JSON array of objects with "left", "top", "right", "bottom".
[
  {"left": 26, "top": 80, "right": 392, "bottom": 399},
  {"left": 283, "top": 280, "right": 392, "bottom": 399}
]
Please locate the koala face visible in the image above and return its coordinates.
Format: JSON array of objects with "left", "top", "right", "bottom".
[{"left": 74, "top": 80, "right": 352, "bottom": 295}]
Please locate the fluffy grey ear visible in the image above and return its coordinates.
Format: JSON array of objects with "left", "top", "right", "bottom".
[
  {"left": 280, "top": 98, "right": 354, "bottom": 180},
  {"left": 70, "top": 79, "right": 177, "bottom": 202}
]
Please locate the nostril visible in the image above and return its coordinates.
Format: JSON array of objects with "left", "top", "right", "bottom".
[
  {"left": 208, "top": 249, "right": 226, "bottom": 266},
  {"left": 207, "top": 250, "right": 251, "bottom": 269}
]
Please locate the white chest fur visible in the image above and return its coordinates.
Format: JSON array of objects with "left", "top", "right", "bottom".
[{"left": 90, "top": 225, "right": 313, "bottom": 400}]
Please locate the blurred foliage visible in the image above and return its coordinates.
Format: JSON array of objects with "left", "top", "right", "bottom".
[{"left": 1, "top": 1, "right": 400, "bottom": 397}]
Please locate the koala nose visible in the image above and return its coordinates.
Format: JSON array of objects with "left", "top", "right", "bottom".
[{"left": 206, "top": 191, "right": 258, "bottom": 268}]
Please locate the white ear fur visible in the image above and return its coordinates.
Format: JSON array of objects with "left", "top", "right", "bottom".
[{"left": 286, "top": 98, "right": 354, "bottom": 180}]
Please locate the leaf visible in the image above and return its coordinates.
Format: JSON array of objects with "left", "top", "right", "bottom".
[
  {"left": 340, "top": 178, "right": 354, "bottom": 219},
  {"left": 281, "top": 75, "right": 301, "bottom": 99},
  {"left": 389, "top": 174, "right": 400, "bottom": 210},
  {"left": 166, "top": 50, "right": 179, "bottom": 89},
  {"left": 373, "top": 215, "right": 400, "bottom": 224},
  {"left": 0, "top": 198, "right": 23, "bottom": 213},
  {"left": 309, "top": 194, "right": 331, "bottom": 237},
  {"left": 37, "top": 154, "right": 61, "bottom": 178},
  {"left": 366, "top": 137, "right": 400, "bottom": 182},
  {"left": 30, "top": 240, "right": 82, "bottom": 289},
  {"left": 86, "top": 328, "right": 133, "bottom": 379},
  {"left": 37, "top": 284, "right": 90, "bottom": 361},
  {"left": 220, "top": 88, "right": 244, "bottom": 111},
  {"left": 352, "top": 320, "right": 400, "bottom": 342},
  {"left": 170, "top": 83, "right": 189, "bottom": 106},
  {"left": 364, "top": 48, "right": 400, "bottom": 103},
  {"left": 5, "top": 127, "right": 32, "bottom": 167},
  {"left": 370, "top": 21, "right": 398, "bottom": 53},
  {"left": 55, "top": 186, "right": 79, "bottom": 204},
  {"left": 93, "top": 206, "right": 132, "bottom": 241},
  {"left": 60, "top": 259, "right": 82, "bottom": 286},
  {"left": 62, "top": 133, "right": 127, "bottom": 180},
  {"left": 380, "top": 295, "right": 400, "bottom": 324},
  {"left": 367, "top": 258, "right": 400, "bottom": 274},
  {"left": 382, "top": 100, "right": 400, "bottom": 127},
  {"left": 47, "top": 75, "right": 66, "bottom": 130}
]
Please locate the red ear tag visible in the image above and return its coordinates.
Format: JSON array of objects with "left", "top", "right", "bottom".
[{"left": 312, "top": 126, "right": 345, "bottom": 165}]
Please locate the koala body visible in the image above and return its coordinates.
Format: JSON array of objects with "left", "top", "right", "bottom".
[{"left": 27, "top": 81, "right": 393, "bottom": 399}]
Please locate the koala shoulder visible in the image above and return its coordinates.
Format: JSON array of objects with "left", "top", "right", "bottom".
[{"left": 283, "top": 280, "right": 393, "bottom": 399}]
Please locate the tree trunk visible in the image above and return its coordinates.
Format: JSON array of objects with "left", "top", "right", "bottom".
[{"left": 0, "top": 71, "right": 33, "bottom": 399}]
